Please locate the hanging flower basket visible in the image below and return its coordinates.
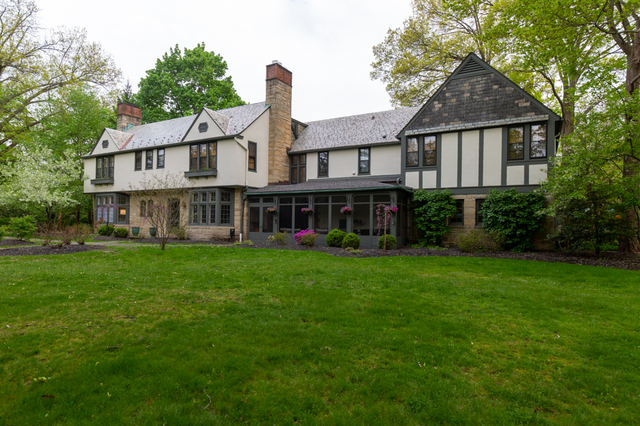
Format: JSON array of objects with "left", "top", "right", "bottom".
[
  {"left": 301, "top": 207, "right": 314, "bottom": 215},
  {"left": 389, "top": 206, "right": 398, "bottom": 214},
  {"left": 340, "top": 206, "right": 353, "bottom": 215},
  {"left": 266, "top": 207, "right": 277, "bottom": 214}
]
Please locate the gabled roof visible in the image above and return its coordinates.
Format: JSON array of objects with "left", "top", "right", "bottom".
[
  {"left": 290, "top": 107, "right": 420, "bottom": 153},
  {"left": 103, "top": 128, "right": 133, "bottom": 149},
  {"left": 399, "top": 53, "right": 561, "bottom": 137},
  {"left": 203, "top": 102, "right": 267, "bottom": 135}
]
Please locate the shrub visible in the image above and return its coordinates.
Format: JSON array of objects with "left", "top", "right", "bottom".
[
  {"left": 267, "top": 231, "right": 288, "bottom": 245},
  {"left": 342, "top": 233, "right": 361, "bottom": 249},
  {"left": 378, "top": 235, "right": 397, "bottom": 250},
  {"left": 74, "top": 224, "right": 93, "bottom": 245},
  {"left": 294, "top": 229, "right": 317, "bottom": 246},
  {"left": 60, "top": 226, "right": 74, "bottom": 245},
  {"left": 326, "top": 229, "right": 347, "bottom": 247},
  {"left": 38, "top": 222, "right": 56, "bottom": 246},
  {"left": 114, "top": 228, "right": 129, "bottom": 238},
  {"left": 0, "top": 226, "right": 4, "bottom": 241},
  {"left": 171, "top": 226, "right": 188, "bottom": 240},
  {"left": 98, "top": 225, "right": 115, "bottom": 236},
  {"left": 482, "top": 189, "right": 546, "bottom": 252},
  {"left": 456, "top": 230, "right": 504, "bottom": 253},
  {"left": 8, "top": 216, "right": 37, "bottom": 241},
  {"left": 412, "top": 189, "right": 457, "bottom": 246}
]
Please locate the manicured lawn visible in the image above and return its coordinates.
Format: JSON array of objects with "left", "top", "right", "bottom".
[{"left": 1, "top": 247, "right": 639, "bottom": 425}]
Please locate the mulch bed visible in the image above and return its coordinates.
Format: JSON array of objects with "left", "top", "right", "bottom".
[
  {"left": 91, "top": 236, "right": 231, "bottom": 245},
  {"left": 0, "top": 242, "right": 107, "bottom": 257},
  {"left": 0, "top": 239, "right": 36, "bottom": 247},
  {"left": 244, "top": 242, "right": 640, "bottom": 271}
]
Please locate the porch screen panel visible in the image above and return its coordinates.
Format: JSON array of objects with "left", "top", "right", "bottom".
[
  {"left": 354, "top": 195, "right": 371, "bottom": 236},
  {"left": 279, "top": 198, "right": 292, "bottom": 232},
  {"left": 314, "top": 205, "right": 329, "bottom": 234},
  {"left": 294, "top": 197, "right": 309, "bottom": 232},
  {"left": 330, "top": 195, "right": 348, "bottom": 232},
  {"left": 261, "top": 207, "right": 273, "bottom": 233},
  {"left": 249, "top": 207, "right": 260, "bottom": 232}
]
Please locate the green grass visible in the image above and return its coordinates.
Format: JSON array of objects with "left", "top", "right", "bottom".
[{"left": 1, "top": 247, "right": 639, "bottom": 425}]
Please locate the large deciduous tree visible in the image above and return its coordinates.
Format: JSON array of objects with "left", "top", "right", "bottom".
[
  {"left": 134, "top": 43, "right": 244, "bottom": 123},
  {"left": 371, "top": 0, "right": 509, "bottom": 106},
  {"left": 0, "top": 0, "right": 120, "bottom": 158}
]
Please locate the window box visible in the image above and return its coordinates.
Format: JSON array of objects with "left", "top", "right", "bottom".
[
  {"left": 91, "top": 178, "right": 114, "bottom": 185},
  {"left": 184, "top": 169, "right": 217, "bottom": 178}
]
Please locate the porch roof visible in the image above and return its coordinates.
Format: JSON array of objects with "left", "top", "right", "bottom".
[{"left": 246, "top": 178, "right": 413, "bottom": 195}]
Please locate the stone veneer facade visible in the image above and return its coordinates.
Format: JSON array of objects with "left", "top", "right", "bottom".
[
  {"left": 265, "top": 62, "right": 293, "bottom": 185},
  {"left": 116, "top": 102, "right": 142, "bottom": 132}
]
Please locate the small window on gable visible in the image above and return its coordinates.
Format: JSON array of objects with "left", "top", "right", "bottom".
[
  {"left": 248, "top": 142, "right": 257, "bottom": 172},
  {"left": 198, "top": 122, "right": 208, "bottom": 133},
  {"left": 102, "top": 140, "right": 108, "bottom": 148}
]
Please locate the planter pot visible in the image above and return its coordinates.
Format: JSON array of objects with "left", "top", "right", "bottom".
[
  {"left": 149, "top": 228, "right": 156, "bottom": 237},
  {"left": 132, "top": 227, "right": 140, "bottom": 236}
]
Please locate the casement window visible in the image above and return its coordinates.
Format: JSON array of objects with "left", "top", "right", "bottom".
[
  {"left": 318, "top": 151, "right": 329, "bottom": 177},
  {"left": 423, "top": 135, "right": 436, "bottom": 165},
  {"left": 407, "top": 137, "right": 419, "bottom": 167},
  {"left": 530, "top": 124, "right": 547, "bottom": 158},
  {"left": 189, "top": 142, "right": 217, "bottom": 171},
  {"left": 358, "top": 148, "right": 370, "bottom": 175},
  {"left": 157, "top": 149, "right": 165, "bottom": 169},
  {"left": 450, "top": 199, "right": 464, "bottom": 225},
  {"left": 475, "top": 199, "right": 485, "bottom": 226},
  {"left": 508, "top": 126, "right": 525, "bottom": 160},
  {"left": 96, "top": 155, "right": 114, "bottom": 179},
  {"left": 248, "top": 142, "right": 257, "bottom": 172},
  {"left": 134, "top": 152, "right": 142, "bottom": 171},
  {"left": 145, "top": 150, "right": 153, "bottom": 169},
  {"left": 95, "top": 193, "right": 128, "bottom": 224},
  {"left": 289, "top": 154, "right": 306, "bottom": 184},
  {"left": 189, "top": 188, "right": 234, "bottom": 226},
  {"left": 140, "top": 199, "right": 153, "bottom": 218}
]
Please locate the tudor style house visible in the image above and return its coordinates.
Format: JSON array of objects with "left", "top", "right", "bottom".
[{"left": 83, "top": 54, "right": 561, "bottom": 248}]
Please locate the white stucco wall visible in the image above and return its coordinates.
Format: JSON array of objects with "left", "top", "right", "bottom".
[
  {"left": 506, "top": 165, "right": 525, "bottom": 185},
  {"left": 422, "top": 170, "right": 437, "bottom": 189},
  {"left": 328, "top": 149, "right": 358, "bottom": 178},
  {"left": 370, "top": 145, "right": 401, "bottom": 175},
  {"left": 182, "top": 110, "right": 226, "bottom": 141},
  {"left": 405, "top": 171, "right": 419, "bottom": 189},
  {"left": 483, "top": 128, "right": 502, "bottom": 186},
  {"left": 307, "top": 152, "right": 318, "bottom": 178},
  {"left": 461, "top": 130, "right": 479, "bottom": 187},
  {"left": 529, "top": 163, "right": 548, "bottom": 184},
  {"left": 440, "top": 132, "right": 458, "bottom": 188}
]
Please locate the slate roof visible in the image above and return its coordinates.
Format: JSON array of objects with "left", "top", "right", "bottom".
[
  {"left": 290, "top": 107, "right": 420, "bottom": 153},
  {"left": 104, "top": 102, "right": 268, "bottom": 152},
  {"left": 246, "top": 178, "right": 411, "bottom": 194}
]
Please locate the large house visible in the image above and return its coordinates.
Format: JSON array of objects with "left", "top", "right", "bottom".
[{"left": 83, "top": 54, "right": 561, "bottom": 248}]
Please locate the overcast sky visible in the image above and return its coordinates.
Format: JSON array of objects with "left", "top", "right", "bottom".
[{"left": 35, "top": 0, "right": 412, "bottom": 122}]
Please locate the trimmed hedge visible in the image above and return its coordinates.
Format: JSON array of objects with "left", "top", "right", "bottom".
[
  {"left": 98, "top": 225, "right": 115, "bottom": 236},
  {"left": 326, "top": 229, "right": 347, "bottom": 247},
  {"left": 378, "top": 235, "right": 397, "bottom": 250},
  {"left": 342, "top": 233, "right": 361, "bottom": 249},
  {"left": 114, "top": 228, "right": 129, "bottom": 238}
]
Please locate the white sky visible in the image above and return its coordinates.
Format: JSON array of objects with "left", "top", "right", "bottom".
[{"left": 35, "top": 0, "right": 412, "bottom": 122}]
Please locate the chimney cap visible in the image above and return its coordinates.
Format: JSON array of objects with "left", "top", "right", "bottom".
[{"left": 272, "top": 60, "right": 282, "bottom": 65}]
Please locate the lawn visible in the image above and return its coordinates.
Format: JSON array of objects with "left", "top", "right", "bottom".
[{"left": 1, "top": 246, "right": 639, "bottom": 425}]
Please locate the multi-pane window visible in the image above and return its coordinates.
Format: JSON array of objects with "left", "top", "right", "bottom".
[
  {"left": 96, "top": 156, "right": 114, "bottom": 179},
  {"left": 424, "top": 135, "right": 436, "bottom": 165},
  {"left": 134, "top": 152, "right": 142, "bottom": 171},
  {"left": 358, "top": 148, "right": 370, "bottom": 174},
  {"left": 476, "top": 199, "right": 485, "bottom": 226},
  {"left": 318, "top": 151, "right": 328, "bottom": 177},
  {"left": 157, "top": 149, "right": 165, "bottom": 168},
  {"left": 530, "top": 124, "right": 547, "bottom": 158},
  {"left": 289, "top": 154, "right": 306, "bottom": 184},
  {"left": 248, "top": 142, "right": 257, "bottom": 171},
  {"left": 145, "top": 150, "right": 153, "bottom": 169},
  {"left": 450, "top": 199, "right": 464, "bottom": 225},
  {"left": 189, "top": 188, "right": 234, "bottom": 226},
  {"left": 95, "top": 193, "right": 128, "bottom": 224},
  {"left": 508, "top": 126, "right": 524, "bottom": 160},
  {"left": 189, "top": 142, "right": 217, "bottom": 171},
  {"left": 140, "top": 199, "right": 153, "bottom": 218},
  {"left": 407, "top": 137, "right": 418, "bottom": 167}
]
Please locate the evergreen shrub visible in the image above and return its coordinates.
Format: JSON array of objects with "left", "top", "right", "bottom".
[
  {"left": 326, "top": 229, "right": 347, "bottom": 247},
  {"left": 342, "top": 233, "right": 361, "bottom": 249}
]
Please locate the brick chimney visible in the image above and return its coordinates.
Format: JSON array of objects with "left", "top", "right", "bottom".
[
  {"left": 266, "top": 61, "right": 292, "bottom": 184},
  {"left": 116, "top": 102, "right": 142, "bottom": 131}
]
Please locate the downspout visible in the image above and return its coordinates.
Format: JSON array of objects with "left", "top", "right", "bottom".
[{"left": 235, "top": 136, "right": 248, "bottom": 242}]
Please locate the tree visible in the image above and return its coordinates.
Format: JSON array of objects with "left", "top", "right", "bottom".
[
  {"left": 0, "top": 0, "right": 120, "bottom": 158},
  {"left": 371, "top": 0, "right": 510, "bottom": 106},
  {"left": 129, "top": 172, "right": 192, "bottom": 250},
  {"left": 134, "top": 43, "right": 244, "bottom": 123}
]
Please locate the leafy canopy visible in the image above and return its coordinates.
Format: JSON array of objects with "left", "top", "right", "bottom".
[{"left": 135, "top": 43, "right": 244, "bottom": 123}]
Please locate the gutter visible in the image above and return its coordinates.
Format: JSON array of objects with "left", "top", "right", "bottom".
[{"left": 234, "top": 135, "right": 248, "bottom": 241}]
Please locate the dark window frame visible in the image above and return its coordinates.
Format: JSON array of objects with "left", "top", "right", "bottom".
[
  {"left": 189, "top": 142, "right": 217, "bottom": 171},
  {"left": 96, "top": 155, "right": 114, "bottom": 179},
  {"left": 407, "top": 137, "right": 419, "bottom": 167},
  {"left": 358, "top": 147, "right": 370, "bottom": 175},
  {"left": 530, "top": 123, "right": 547, "bottom": 159},
  {"left": 248, "top": 141, "right": 257, "bottom": 172},
  {"left": 318, "top": 151, "right": 329, "bottom": 177},
  {"left": 423, "top": 135, "right": 437, "bottom": 166},
  {"left": 189, "top": 188, "right": 234, "bottom": 226},
  {"left": 145, "top": 150, "right": 153, "bottom": 170},
  {"left": 157, "top": 149, "right": 165, "bottom": 169},
  {"left": 475, "top": 199, "right": 485, "bottom": 226},
  {"left": 449, "top": 199, "right": 464, "bottom": 226},
  {"left": 95, "top": 193, "right": 128, "bottom": 224},
  {"left": 508, "top": 126, "right": 525, "bottom": 160},
  {"left": 134, "top": 152, "right": 142, "bottom": 171},
  {"left": 289, "top": 154, "right": 306, "bottom": 184}
]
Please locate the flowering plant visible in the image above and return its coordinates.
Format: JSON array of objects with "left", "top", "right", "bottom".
[
  {"left": 340, "top": 206, "right": 353, "bottom": 214},
  {"left": 293, "top": 229, "right": 317, "bottom": 246},
  {"left": 301, "top": 207, "right": 314, "bottom": 214},
  {"left": 266, "top": 207, "right": 277, "bottom": 214},
  {"left": 389, "top": 206, "right": 398, "bottom": 214}
]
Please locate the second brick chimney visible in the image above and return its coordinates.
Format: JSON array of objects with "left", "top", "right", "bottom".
[
  {"left": 117, "top": 102, "right": 142, "bottom": 131},
  {"left": 266, "top": 61, "right": 293, "bottom": 184}
]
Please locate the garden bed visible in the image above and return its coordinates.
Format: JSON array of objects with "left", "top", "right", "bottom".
[{"left": 0, "top": 243, "right": 107, "bottom": 256}]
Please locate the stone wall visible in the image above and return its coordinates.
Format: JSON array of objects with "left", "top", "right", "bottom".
[{"left": 266, "top": 63, "right": 292, "bottom": 185}]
